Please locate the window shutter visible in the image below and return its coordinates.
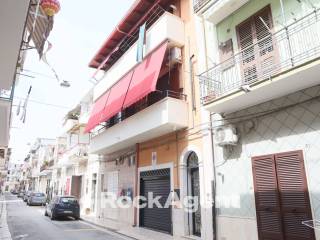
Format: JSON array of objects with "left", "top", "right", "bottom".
[
  {"left": 253, "top": 6, "right": 277, "bottom": 78},
  {"left": 275, "top": 151, "right": 315, "bottom": 240},
  {"left": 252, "top": 154, "right": 284, "bottom": 239},
  {"left": 237, "top": 18, "right": 258, "bottom": 84},
  {"left": 236, "top": 5, "right": 278, "bottom": 85}
]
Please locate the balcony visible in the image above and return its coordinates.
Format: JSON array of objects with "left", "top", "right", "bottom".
[
  {"left": 62, "top": 119, "right": 79, "bottom": 133},
  {"left": 40, "top": 160, "right": 54, "bottom": 172},
  {"left": 67, "top": 144, "right": 89, "bottom": 162},
  {"left": 0, "top": 89, "right": 12, "bottom": 147},
  {"left": 200, "top": 10, "right": 320, "bottom": 114},
  {"left": 90, "top": 91, "right": 188, "bottom": 154},
  {"left": 193, "top": 0, "right": 211, "bottom": 12},
  {"left": 194, "top": 0, "right": 249, "bottom": 23},
  {"left": 0, "top": 0, "right": 29, "bottom": 91},
  {"left": 93, "top": 11, "right": 185, "bottom": 101}
]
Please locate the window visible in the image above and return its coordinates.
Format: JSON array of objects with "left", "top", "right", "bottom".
[
  {"left": 60, "top": 197, "right": 78, "bottom": 204},
  {"left": 236, "top": 5, "right": 277, "bottom": 84},
  {"left": 107, "top": 171, "right": 118, "bottom": 196}
]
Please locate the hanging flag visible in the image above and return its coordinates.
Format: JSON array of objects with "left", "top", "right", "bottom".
[
  {"left": 21, "top": 86, "right": 32, "bottom": 124},
  {"left": 136, "top": 23, "right": 146, "bottom": 62},
  {"left": 42, "top": 41, "right": 61, "bottom": 82},
  {"left": 16, "top": 100, "right": 21, "bottom": 116}
]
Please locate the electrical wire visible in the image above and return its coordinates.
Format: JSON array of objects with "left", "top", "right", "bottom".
[{"left": 12, "top": 96, "right": 71, "bottom": 109}]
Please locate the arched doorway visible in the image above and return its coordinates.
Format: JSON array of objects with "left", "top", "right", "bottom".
[{"left": 187, "top": 152, "right": 201, "bottom": 237}]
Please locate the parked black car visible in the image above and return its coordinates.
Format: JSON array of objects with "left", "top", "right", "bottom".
[{"left": 45, "top": 196, "right": 80, "bottom": 220}]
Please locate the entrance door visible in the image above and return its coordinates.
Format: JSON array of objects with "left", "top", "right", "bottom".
[
  {"left": 71, "top": 176, "right": 82, "bottom": 200},
  {"left": 188, "top": 152, "right": 201, "bottom": 237},
  {"left": 252, "top": 150, "right": 315, "bottom": 240},
  {"left": 191, "top": 168, "right": 201, "bottom": 236},
  {"left": 91, "top": 174, "right": 97, "bottom": 212},
  {"left": 140, "top": 168, "right": 172, "bottom": 234}
]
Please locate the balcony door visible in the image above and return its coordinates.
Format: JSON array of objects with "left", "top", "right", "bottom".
[
  {"left": 236, "top": 5, "right": 278, "bottom": 85},
  {"left": 252, "top": 150, "right": 315, "bottom": 240}
]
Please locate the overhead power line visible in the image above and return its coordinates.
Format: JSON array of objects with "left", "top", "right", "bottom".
[{"left": 13, "top": 96, "right": 71, "bottom": 109}]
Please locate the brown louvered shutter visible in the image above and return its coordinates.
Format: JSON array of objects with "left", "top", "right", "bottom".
[
  {"left": 275, "top": 151, "right": 315, "bottom": 240},
  {"left": 252, "top": 155, "right": 284, "bottom": 240},
  {"left": 237, "top": 18, "right": 258, "bottom": 84},
  {"left": 237, "top": 5, "right": 278, "bottom": 85}
]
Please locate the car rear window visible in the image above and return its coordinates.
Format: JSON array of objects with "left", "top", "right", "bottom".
[
  {"left": 60, "top": 197, "right": 78, "bottom": 204},
  {"left": 33, "top": 193, "right": 45, "bottom": 197}
]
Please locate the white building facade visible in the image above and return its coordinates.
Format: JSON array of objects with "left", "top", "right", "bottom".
[{"left": 195, "top": 0, "right": 320, "bottom": 239}]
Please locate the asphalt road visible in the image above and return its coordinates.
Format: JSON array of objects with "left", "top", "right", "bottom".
[{"left": 5, "top": 193, "right": 131, "bottom": 240}]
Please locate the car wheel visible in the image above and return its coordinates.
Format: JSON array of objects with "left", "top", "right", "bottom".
[
  {"left": 74, "top": 216, "right": 80, "bottom": 220},
  {"left": 50, "top": 213, "right": 55, "bottom": 220},
  {"left": 44, "top": 210, "right": 48, "bottom": 216}
]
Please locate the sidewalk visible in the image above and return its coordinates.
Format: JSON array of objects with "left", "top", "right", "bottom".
[
  {"left": 81, "top": 215, "right": 184, "bottom": 240},
  {"left": 0, "top": 195, "right": 12, "bottom": 240}
]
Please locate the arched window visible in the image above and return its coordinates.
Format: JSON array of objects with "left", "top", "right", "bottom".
[{"left": 187, "top": 152, "right": 199, "bottom": 169}]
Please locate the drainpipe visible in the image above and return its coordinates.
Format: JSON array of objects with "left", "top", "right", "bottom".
[
  {"left": 209, "top": 114, "right": 217, "bottom": 240},
  {"left": 200, "top": 14, "right": 217, "bottom": 240},
  {"left": 133, "top": 143, "right": 139, "bottom": 227},
  {"left": 189, "top": 54, "right": 196, "bottom": 112}
]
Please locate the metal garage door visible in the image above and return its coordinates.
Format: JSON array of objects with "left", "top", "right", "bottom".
[{"left": 140, "top": 168, "right": 172, "bottom": 234}]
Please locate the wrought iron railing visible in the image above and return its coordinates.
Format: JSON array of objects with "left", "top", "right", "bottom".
[
  {"left": 193, "top": 0, "right": 213, "bottom": 12},
  {"left": 92, "top": 90, "right": 187, "bottom": 137},
  {"left": 199, "top": 9, "right": 320, "bottom": 105},
  {"left": 0, "top": 89, "right": 12, "bottom": 101}
]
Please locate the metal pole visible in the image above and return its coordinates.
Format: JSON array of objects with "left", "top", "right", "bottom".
[{"left": 279, "top": 0, "right": 294, "bottom": 67}]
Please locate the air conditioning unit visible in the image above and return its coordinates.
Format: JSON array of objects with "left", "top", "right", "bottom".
[
  {"left": 169, "top": 47, "right": 182, "bottom": 65},
  {"left": 214, "top": 125, "right": 238, "bottom": 146}
]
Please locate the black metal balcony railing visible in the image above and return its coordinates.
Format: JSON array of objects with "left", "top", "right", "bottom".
[
  {"left": 193, "top": 0, "right": 215, "bottom": 12},
  {"left": 200, "top": 9, "right": 320, "bottom": 105},
  {"left": 0, "top": 89, "right": 13, "bottom": 101},
  {"left": 92, "top": 90, "right": 187, "bottom": 137}
]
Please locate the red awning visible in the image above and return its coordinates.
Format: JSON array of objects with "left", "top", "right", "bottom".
[
  {"left": 123, "top": 42, "right": 167, "bottom": 108},
  {"left": 85, "top": 41, "right": 168, "bottom": 132},
  {"left": 100, "top": 71, "right": 134, "bottom": 122},
  {"left": 84, "top": 91, "right": 110, "bottom": 133}
]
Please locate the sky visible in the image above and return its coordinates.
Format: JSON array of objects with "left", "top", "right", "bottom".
[{"left": 9, "top": 0, "right": 135, "bottom": 163}]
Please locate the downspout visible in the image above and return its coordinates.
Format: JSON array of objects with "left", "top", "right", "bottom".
[
  {"left": 133, "top": 143, "right": 139, "bottom": 227},
  {"left": 189, "top": 53, "right": 196, "bottom": 112},
  {"left": 209, "top": 115, "right": 217, "bottom": 240},
  {"left": 201, "top": 14, "right": 217, "bottom": 240}
]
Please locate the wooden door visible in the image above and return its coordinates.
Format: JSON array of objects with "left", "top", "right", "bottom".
[
  {"left": 237, "top": 5, "right": 278, "bottom": 85},
  {"left": 252, "top": 151, "right": 315, "bottom": 240},
  {"left": 275, "top": 151, "right": 315, "bottom": 240},
  {"left": 252, "top": 154, "right": 284, "bottom": 239}
]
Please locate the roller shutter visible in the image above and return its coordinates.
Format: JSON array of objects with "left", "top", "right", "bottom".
[{"left": 140, "top": 168, "right": 172, "bottom": 234}]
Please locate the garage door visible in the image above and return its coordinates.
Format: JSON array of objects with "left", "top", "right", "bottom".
[{"left": 140, "top": 168, "right": 172, "bottom": 234}]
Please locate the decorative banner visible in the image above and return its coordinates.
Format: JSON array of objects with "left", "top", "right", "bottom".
[
  {"left": 136, "top": 23, "right": 146, "bottom": 62},
  {"left": 19, "top": 86, "right": 32, "bottom": 124},
  {"left": 42, "top": 41, "right": 60, "bottom": 82}
]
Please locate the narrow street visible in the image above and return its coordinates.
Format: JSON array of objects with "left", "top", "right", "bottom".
[{"left": 4, "top": 193, "right": 130, "bottom": 240}]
